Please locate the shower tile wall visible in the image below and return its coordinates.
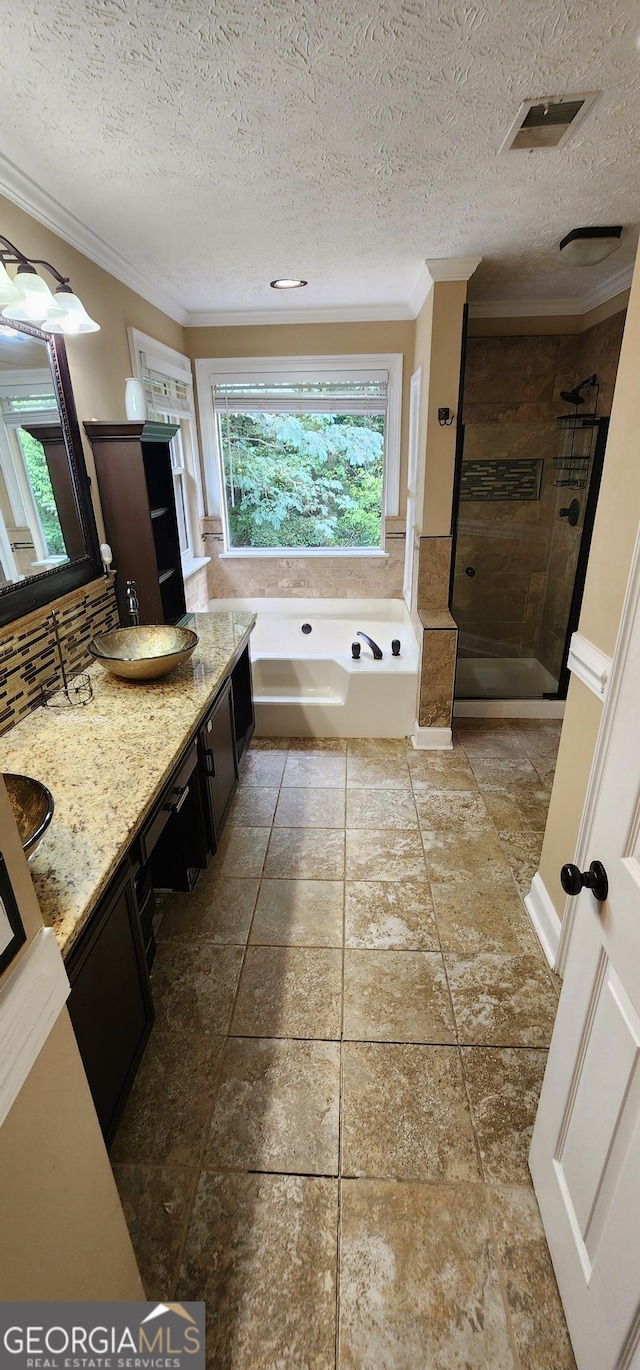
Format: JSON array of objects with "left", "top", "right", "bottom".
[{"left": 456, "top": 313, "right": 626, "bottom": 681}]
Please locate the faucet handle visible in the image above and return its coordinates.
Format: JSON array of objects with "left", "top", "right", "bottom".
[
  {"left": 391, "top": 639, "right": 401, "bottom": 656},
  {"left": 351, "top": 641, "right": 361, "bottom": 659}
]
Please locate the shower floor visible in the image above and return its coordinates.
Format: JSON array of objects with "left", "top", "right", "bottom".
[{"left": 455, "top": 655, "right": 558, "bottom": 700}]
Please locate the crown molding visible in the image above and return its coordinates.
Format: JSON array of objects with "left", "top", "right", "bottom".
[
  {"left": 184, "top": 301, "right": 416, "bottom": 327},
  {"left": 469, "top": 261, "right": 634, "bottom": 320},
  {"left": 425, "top": 255, "right": 483, "bottom": 283},
  {"left": 407, "top": 262, "right": 434, "bottom": 317},
  {"left": 0, "top": 153, "right": 188, "bottom": 325}
]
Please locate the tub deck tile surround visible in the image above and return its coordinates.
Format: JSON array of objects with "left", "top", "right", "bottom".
[
  {"left": 0, "top": 610, "right": 255, "bottom": 955},
  {"left": 113, "top": 720, "right": 576, "bottom": 1369}
]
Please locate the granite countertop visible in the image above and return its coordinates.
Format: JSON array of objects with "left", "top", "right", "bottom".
[{"left": 0, "top": 611, "right": 255, "bottom": 958}]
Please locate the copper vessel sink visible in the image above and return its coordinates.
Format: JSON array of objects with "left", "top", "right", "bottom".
[
  {"left": 4, "top": 773, "right": 55, "bottom": 858},
  {"left": 88, "top": 624, "right": 199, "bottom": 681}
]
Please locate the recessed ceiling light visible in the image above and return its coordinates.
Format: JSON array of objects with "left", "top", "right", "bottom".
[
  {"left": 270, "top": 278, "right": 308, "bottom": 289},
  {"left": 559, "top": 226, "right": 623, "bottom": 267}
]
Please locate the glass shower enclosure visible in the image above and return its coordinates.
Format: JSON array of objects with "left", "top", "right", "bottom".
[{"left": 451, "top": 410, "right": 608, "bottom": 700}]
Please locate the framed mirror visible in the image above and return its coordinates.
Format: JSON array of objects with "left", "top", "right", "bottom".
[{"left": 0, "top": 318, "right": 100, "bottom": 626}]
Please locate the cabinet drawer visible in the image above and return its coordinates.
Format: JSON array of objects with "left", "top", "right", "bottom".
[{"left": 139, "top": 741, "right": 198, "bottom": 864}]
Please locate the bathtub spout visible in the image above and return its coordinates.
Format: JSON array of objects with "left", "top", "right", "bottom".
[{"left": 357, "top": 631, "right": 383, "bottom": 660}]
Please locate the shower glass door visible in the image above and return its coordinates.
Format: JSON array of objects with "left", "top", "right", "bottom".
[{"left": 452, "top": 417, "right": 604, "bottom": 699}]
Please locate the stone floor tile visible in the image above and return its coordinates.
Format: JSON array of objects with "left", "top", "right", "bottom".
[
  {"left": 342, "top": 1042, "right": 480, "bottom": 1180},
  {"left": 408, "top": 749, "right": 479, "bottom": 791},
  {"left": 414, "top": 788, "right": 494, "bottom": 834},
  {"left": 346, "top": 756, "right": 412, "bottom": 789},
  {"left": 347, "top": 738, "right": 411, "bottom": 758},
  {"left": 345, "top": 879, "right": 438, "bottom": 950},
  {"left": 111, "top": 1031, "right": 225, "bottom": 1166},
  {"left": 177, "top": 1172, "right": 338, "bottom": 1370},
  {"left": 461, "top": 1047, "right": 547, "bottom": 1184},
  {"left": 469, "top": 757, "right": 550, "bottom": 832},
  {"left": 157, "top": 877, "right": 259, "bottom": 945},
  {"left": 338, "top": 1180, "right": 515, "bottom": 1369},
  {"left": 249, "top": 736, "right": 292, "bottom": 750},
  {"left": 241, "top": 749, "right": 288, "bottom": 786},
  {"left": 454, "top": 719, "right": 522, "bottom": 758},
  {"left": 228, "top": 786, "right": 279, "bottom": 827},
  {"left": 446, "top": 953, "right": 559, "bottom": 1047},
  {"left": 214, "top": 826, "right": 270, "bottom": 877},
  {"left": 343, "top": 949, "right": 455, "bottom": 1043},
  {"left": 489, "top": 1185, "right": 577, "bottom": 1369},
  {"left": 264, "top": 827, "right": 345, "bottom": 879},
  {"left": 508, "top": 719, "right": 563, "bottom": 759},
  {"left": 289, "top": 736, "right": 347, "bottom": 751},
  {"left": 205, "top": 1037, "right": 340, "bottom": 1174},
  {"left": 274, "top": 786, "right": 345, "bottom": 827},
  {"left": 498, "top": 830, "right": 544, "bottom": 897},
  {"left": 431, "top": 880, "right": 538, "bottom": 954},
  {"left": 113, "top": 1164, "right": 197, "bottom": 1302},
  {"left": 345, "top": 829, "right": 427, "bottom": 881},
  {"left": 346, "top": 787, "right": 418, "bottom": 830},
  {"left": 532, "top": 754, "right": 556, "bottom": 787},
  {"left": 250, "top": 879, "right": 343, "bottom": 947},
  {"left": 231, "top": 946, "right": 342, "bottom": 1039},
  {"left": 422, "top": 828, "right": 514, "bottom": 886},
  {"left": 152, "top": 943, "right": 244, "bottom": 1034},
  {"left": 282, "top": 752, "right": 347, "bottom": 787}
]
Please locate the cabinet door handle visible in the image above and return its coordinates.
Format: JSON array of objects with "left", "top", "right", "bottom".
[
  {"left": 205, "top": 752, "right": 216, "bottom": 778},
  {"left": 173, "top": 785, "right": 190, "bottom": 813}
]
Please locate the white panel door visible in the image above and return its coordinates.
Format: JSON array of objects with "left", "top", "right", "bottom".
[{"left": 530, "top": 529, "right": 640, "bottom": 1369}]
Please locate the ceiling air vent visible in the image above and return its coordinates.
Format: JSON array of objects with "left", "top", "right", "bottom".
[{"left": 501, "top": 92, "right": 598, "bottom": 152}]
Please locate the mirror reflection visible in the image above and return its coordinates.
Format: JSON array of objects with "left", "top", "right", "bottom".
[{"left": 0, "top": 326, "right": 83, "bottom": 588}]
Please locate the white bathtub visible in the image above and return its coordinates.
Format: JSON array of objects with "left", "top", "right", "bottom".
[{"left": 211, "top": 598, "right": 420, "bottom": 738}]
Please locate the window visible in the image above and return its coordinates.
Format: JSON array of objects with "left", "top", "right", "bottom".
[
  {"left": 127, "top": 329, "right": 205, "bottom": 569},
  {"left": 196, "top": 355, "right": 402, "bottom": 556},
  {"left": 0, "top": 369, "right": 65, "bottom": 580}
]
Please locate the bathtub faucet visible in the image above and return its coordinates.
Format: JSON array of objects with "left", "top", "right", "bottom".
[{"left": 357, "top": 631, "right": 383, "bottom": 660}]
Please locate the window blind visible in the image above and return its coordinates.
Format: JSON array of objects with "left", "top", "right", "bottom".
[{"left": 212, "top": 375, "right": 388, "bottom": 416}]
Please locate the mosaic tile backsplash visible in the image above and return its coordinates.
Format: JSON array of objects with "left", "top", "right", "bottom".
[
  {"left": 460, "top": 458, "right": 543, "bottom": 502},
  {"left": 0, "top": 577, "right": 118, "bottom": 735}
]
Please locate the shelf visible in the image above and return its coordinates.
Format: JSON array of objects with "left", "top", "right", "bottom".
[
  {"left": 150, "top": 506, "right": 169, "bottom": 520},
  {"left": 158, "top": 567, "right": 176, "bottom": 585}
]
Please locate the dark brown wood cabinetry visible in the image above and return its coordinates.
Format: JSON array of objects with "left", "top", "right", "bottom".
[
  {"left": 66, "top": 637, "right": 255, "bottom": 1145},
  {"left": 199, "top": 679, "right": 238, "bottom": 847},
  {"left": 84, "top": 420, "right": 186, "bottom": 625},
  {"left": 66, "top": 861, "right": 154, "bottom": 1147}
]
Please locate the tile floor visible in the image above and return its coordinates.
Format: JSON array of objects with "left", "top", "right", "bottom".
[{"left": 112, "top": 719, "right": 577, "bottom": 1369}]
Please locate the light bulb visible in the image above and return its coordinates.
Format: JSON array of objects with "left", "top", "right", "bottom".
[
  {"left": 0, "top": 261, "right": 25, "bottom": 306},
  {"left": 2, "top": 266, "right": 64, "bottom": 324},
  {"left": 43, "top": 288, "right": 100, "bottom": 334}
]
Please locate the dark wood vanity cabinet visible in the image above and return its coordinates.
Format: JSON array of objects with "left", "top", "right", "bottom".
[
  {"left": 66, "top": 861, "right": 154, "bottom": 1147},
  {"left": 198, "top": 678, "right": 238, "bottom": 847},
  {"left": 84, "top": 420, "right": 187, "bottom": 626}
]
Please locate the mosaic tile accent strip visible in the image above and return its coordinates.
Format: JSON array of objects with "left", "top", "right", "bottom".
[
  {"left": 0, "top": 577, "right": 118, "bottom": 735},
  {"left": 460, "top": 459, "right": 543, "bottom": 502}
]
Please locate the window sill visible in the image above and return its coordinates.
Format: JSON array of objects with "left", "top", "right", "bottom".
[
  {"left": 181, "top": 554, "right": 211, "bottom": 580},
  {"left": 218, "top": 548, "right": 389, "bottom": 560}
]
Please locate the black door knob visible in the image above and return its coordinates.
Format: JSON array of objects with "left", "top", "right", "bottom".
[
  {"left": 560, "top": 860, "right": 609, "bottom": 902},
  {"left": 465, "top": 566, "right": 476, "bottom": 577},
  {"left": 559, "top": 499, "right": 580, "bottom": 527}
]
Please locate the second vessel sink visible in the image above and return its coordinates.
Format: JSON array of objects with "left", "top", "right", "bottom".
[
  {"left": 88, "top": 624, "right": 199, "bottom": 681},
  {"left": 4, "top": 773, "right": 55, "bottom": 858}
]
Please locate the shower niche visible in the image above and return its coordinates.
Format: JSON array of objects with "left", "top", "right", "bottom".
[{"left": 450, "top": 337, "right": 618, "bottom": 702}]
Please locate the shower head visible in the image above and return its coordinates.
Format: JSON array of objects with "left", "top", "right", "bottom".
[{"left": 560, "top": 374, "right": 598, "bottom": 407}]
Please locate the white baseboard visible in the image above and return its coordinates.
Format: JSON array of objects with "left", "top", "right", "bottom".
[
  {"left": 412, "top": 723, "right": 453, "bottom": 750},
  {"left": 524, "top": 872, "right": 562, "bottom": 970},
  {"left": 454, "top": 699, "right": 565, "bottom": 719},
  {"left": 0, "top": 928, "right": 70, "bottom": 1129}
]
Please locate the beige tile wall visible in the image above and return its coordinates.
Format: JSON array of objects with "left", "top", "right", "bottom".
[{"left": 203, "top": 517, "right": 405, "bottom": 600}]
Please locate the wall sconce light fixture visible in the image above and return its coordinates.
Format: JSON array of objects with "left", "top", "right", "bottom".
[
  {"left": 438, "top": 407, "right": 455, "bottom": 426},
  {"left": 0, "top": 234, "right": 100, "bottom": 334}
]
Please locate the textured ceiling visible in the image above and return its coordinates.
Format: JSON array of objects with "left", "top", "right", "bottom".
[{"left": 0, "top": 0, "right": 639, "bottom": 318}]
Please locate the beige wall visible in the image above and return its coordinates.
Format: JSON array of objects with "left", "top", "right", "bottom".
[
  {"left": 467, "top": 289, "right": 631, "bottom": 337},
  {"left": 0, "top": 780, "right": 143, "bottom": 1298},
  {"left": 186, "top": 319, "right": 415, "bottom": 599},
  {"left": 0, "top": 194, "right": 186, "bottom": 539},
  {"left": 538, "top": 256, "right": 639, "bottom": 917}
]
